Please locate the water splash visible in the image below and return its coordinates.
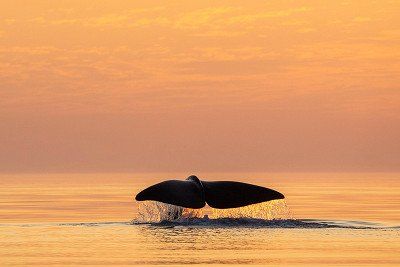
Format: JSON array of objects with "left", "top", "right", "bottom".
[
  {"left": 210, "top": 200, "right": 293, "bottom": 220},
  {"left": 136, "top": 201, "right": 203, "bottom": 223},
  {"left": 135, "top": 200, "right": 292, "bottom": 223}
]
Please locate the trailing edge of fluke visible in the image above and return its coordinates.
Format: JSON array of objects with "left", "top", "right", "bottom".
[{"left": 135, "top": 175, "right": 285, "bottom": 209}]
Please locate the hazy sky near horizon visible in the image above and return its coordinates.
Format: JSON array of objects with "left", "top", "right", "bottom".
[{"left": 1, "top": 0, "right": 399, "bottom": 172}]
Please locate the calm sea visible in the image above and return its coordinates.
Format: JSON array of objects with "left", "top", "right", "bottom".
[{"left": 0, "top": 172, "right": 399, "bottom": 266}]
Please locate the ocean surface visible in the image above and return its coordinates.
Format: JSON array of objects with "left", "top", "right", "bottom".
[{"left": 0, "top": 172, "right": 399, "bottom": 266}]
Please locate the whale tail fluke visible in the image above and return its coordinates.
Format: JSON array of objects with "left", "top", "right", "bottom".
[
  {"left": 202, "top": 181, "right": 284, "bottom": 209},
  {"left": 135, "top": 179, "right": 205, "bottom": 209},
  {"left": 135, "top": 176, "right": 284, "bottom": 209}
]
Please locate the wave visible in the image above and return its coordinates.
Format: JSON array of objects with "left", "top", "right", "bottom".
[
  {"left": 1, "top": 219, "right": 397, "bottom": 230},
  {"left": 2, "top": 201, "right": 397, "bottom": 230},
  {"left": 131, "top": 217, "right": 400, "bottom": 229},
  {"left": 131, "top": 200, "right": 397, "bottom": 229}
]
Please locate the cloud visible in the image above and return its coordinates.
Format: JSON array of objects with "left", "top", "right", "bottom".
[{"left": 0, "top": 1, "right": 398, "bottom": 119}]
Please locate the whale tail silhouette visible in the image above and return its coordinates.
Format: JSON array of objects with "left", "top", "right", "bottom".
[{"left": 135, "top": 175, "right": 284, "bottom": 209}]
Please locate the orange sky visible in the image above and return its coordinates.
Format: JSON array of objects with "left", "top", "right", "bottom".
[{"left": 0, "top": 0, "right": 399, "bottom": 172}]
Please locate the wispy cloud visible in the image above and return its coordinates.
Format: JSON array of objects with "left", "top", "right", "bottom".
[{"left": 0, "top": 1, "right": 399, "bottom": 117}]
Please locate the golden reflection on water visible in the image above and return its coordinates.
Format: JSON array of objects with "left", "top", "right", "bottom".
[
  {"left": 0, "top": 223, "right": 399, "bottom": 266},
  {"left": 0, "top": 173, "right": 399, "bottom": 266}
]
